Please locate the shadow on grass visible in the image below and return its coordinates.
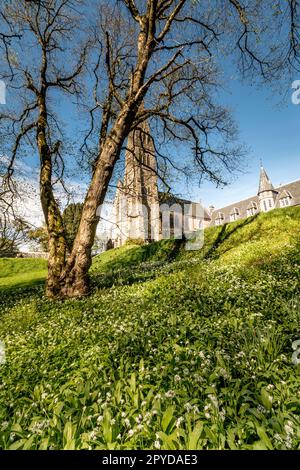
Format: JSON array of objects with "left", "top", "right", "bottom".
[
  {"left": 93, "top": 238, "right": 185, "bottom": 274},
  {"left": 0, "top": 276, "right": 45, "bottom": 292},
  {"left": 0, "top": 276, "right": 46, "bottom": 313},
  {"left": 204, "top": 214, "right": 259, "bottom": 260}
]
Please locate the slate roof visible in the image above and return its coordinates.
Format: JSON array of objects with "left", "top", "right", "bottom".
[
  {"left": 275, "top": 180, "right": 300, "bottom": 207},
  {"left": 210, "top": 179, "right": 300, "bottom": 225},
  {"left": 258, "top": 167, "right": 275, "bottom": 194}
]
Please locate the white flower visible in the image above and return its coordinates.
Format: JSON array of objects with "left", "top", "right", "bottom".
[
  {"left": 219, "top": 408, "right": 226, "bottom": 422},
  {"left": 128, "top": 429, "right": 135, "bottom": 437},
  {"left": 285, "top": 436, "right": 292, "bottom": 449},
  {"left": 257, "top": 405, "right": 266, "bottom": 414},
  {"left": 165, "top": 390, "right": 175, "bottom": 398},
  {"left": 97, "top": 415, "right": 103, "bottom": 423},
  {"left": 208, "top": 394, "right": 218, "bottom": 408},
  {"left": 89, "top": 430, "right": 97, "bottom": 441},
  {"left": 154, "top": 440, "right": 161, "bottom": 449},
  {"left": 219, "top": 368, "right": 230, "bottom": 379},
  {"left": 284, "top": 424, "right": 293, "bottom": 436},
  {"left": 174, "top": 375, "right": 181, "bottom": 382},
  {"left": 176, "top": 417, "right": 184, "bottom": 428},
  {"left": 184, "top": 402, "right": 193, "bottom": 412}
]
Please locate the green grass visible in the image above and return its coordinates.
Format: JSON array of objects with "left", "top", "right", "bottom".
[
  {"left": 91, "top": 238, "right": 185, "bottom": 272},
  {"left": 0, "top": 258, "right": 47, "bottom": 291},
  {"left": 0, "top": 207, "right": 299, "bottom": 450}
]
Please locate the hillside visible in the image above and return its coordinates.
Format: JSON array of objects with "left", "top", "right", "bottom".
[
  {"left": 0, "top": 258, "right": 47, "bottom": 291},
  {"left": 0, "top": 206, "right": 299, "bottom": 450}
]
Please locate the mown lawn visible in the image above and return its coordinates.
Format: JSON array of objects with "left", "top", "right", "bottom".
[
  {"left": 0, "top": 207, "right": 299, "bottom": 450},
  {"left": 0, "top": 258, "right": 47, "bottom": 291}
]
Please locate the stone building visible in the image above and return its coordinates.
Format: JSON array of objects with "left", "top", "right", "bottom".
[
  {"left": 11, "top": 119, "right": 299, "bottom": 253},
  {"left": 113, "top": 122, "right": 208, "bottom": 247},
  {"left": 110, "top": 122, "right": 300, "bottom": 247},
  {"left": 210, "top": 166, "right": 300, "bottom": 226}
]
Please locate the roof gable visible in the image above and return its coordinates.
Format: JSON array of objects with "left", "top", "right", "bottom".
[{"left": 211, "top": 179, "right": 300, "bottom": 224}]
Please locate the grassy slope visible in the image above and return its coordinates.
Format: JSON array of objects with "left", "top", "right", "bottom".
[
  {"left": 0, "top": 258, "right": 47, "bottom": 291},
  {"left": 93, "top": 207, "right": 300, "bottom": 271},
  {"left": 0, "top": 207, "right": 299, "bottom": 450}
]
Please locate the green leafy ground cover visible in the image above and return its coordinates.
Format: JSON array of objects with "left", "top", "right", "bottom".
[{"left": 0, "top": 207, "right": 299, "bottom": 449}]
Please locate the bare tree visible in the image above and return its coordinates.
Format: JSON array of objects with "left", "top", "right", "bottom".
[
  {"left": 0, "top": 0, "right": 299, "bottom": 298},
  {"left": 0, "top": 199, "right": 30, "bottom": 257}
]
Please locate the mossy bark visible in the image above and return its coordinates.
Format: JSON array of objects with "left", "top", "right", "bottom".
[
  {"left": 58, "top": 128, "right": 128, "bottom": 298},
  {"left": 37, "top": 95, "right": 67, "bottom": 297},
  {"left": 37, "top": 20, "right": 154, "bottom": 299},
  {"left": 38, "top": 107, "right": 134, "bottom": 298}
]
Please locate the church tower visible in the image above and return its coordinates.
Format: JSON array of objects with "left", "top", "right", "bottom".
[
  {"left": 258, "top": 166, "right": 278, "bottom": 212},
  {"left": 114, "top": 121, "right": 160, "bottom": 245}
]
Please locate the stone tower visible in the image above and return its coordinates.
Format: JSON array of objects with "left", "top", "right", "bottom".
[
  {"left": 258, "top": 166, "right": 278, "bottom": 212},
  {"left": 114, "top": 121, "right": 160, "bottom": 246}
]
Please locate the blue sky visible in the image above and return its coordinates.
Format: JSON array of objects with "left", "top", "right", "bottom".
[
  {"left": 3, "top": 9, "right": 300, "bottom": 212},
  {"left": 29, "top": 75, "right": 300, "bottom": 209},
  {"left": 188, "top": 77, "right": 300, "bottom": 209}
]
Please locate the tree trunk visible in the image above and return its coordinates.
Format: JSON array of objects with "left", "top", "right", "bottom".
[
  {"left": 43, "top": 23, "right": 152, "bottom": 299},
  {"left": 50, "top": 116, "right": 131, "bottom": 299},
  {"left": 46, "top": 229, "right": 68, "bottom": 298},
  {"left": 37, "top": 93, "right": 68, "bottom": 298}
]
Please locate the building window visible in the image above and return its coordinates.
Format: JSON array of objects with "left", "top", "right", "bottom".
[
  {"left": 263, "top": 200, "right": 268, "bottom": 212},
  {"left": 280, "top": 196, "right": 291, "bottom": 207},
  {"left": 170, "top": 212, "right": 174, "bottom": 230},
  {"left": 247, "top": 202, "right": 257, "bottom": 217},
  {"left": 230, "top": 208, "right": 240, "bottom": 222},
  {"left": 215, "top": 213, "right": 225, "bottom": 226},
  {"left": 268, "top": 199, "right": 273, "bottom": 208}
]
